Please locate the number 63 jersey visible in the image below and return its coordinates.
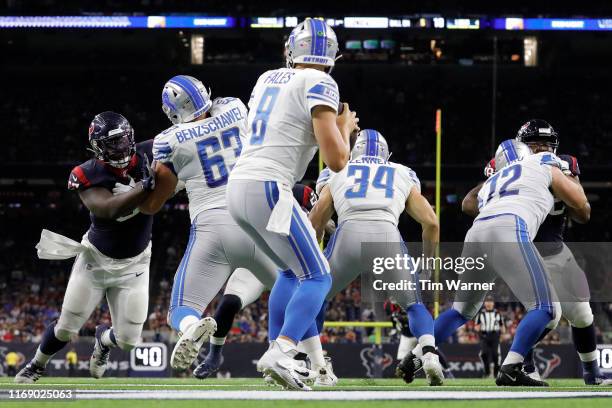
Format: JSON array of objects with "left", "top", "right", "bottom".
[
  {"left": 476, "top": 152, "right": 563, "bottom": 238},
  {"left": 153, "top": 97, "right": 248, "bottom": 221},
  {"left": 329, "top": 157, "right": 420, "bottom": 226}
]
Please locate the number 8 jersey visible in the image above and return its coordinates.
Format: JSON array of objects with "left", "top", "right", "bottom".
[
  {"left": 230, "top": 68, "right": 340, "bottom": 186},
  {"left": 329, "top": 157, "right": 420, "bottom": 226},
  {"left": 152, "top": 97, "right": 248, "bottom": 222},
  {"left": 476, "top": 152, "right": 562, "bottom": 238}
]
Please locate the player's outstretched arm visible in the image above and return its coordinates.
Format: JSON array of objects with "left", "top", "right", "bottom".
[
  {"left": 461, "top": 183, "right": 483, "bottom": 218},
  {"left": 550, "top": 166, "right": 590, "bottom": 223},
  {"left": 79, "top": 185, "right": 149, "bottom": 220},
  {"left": 308, "top": 185, "right": 335, "bottom": 242},
  {"left": 313, "top": 103, "right": 358, "bottom": 172},
  {"left": 405, "top": 187, "right": 439, "bottom": 259},
  {"left": 139, "top": 162, "right": 178, "bottom": 215},
  {"left": 564, "top": 175, "right": 590, "bottom": 223}
]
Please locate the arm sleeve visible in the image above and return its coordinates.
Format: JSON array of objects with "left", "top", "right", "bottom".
[
  {"left": 304, "top": 71, "right": 340, "bottom": 114},
  {"left": 67, "top": 165, "right": 92, "bottom": 191},
  {"left": 397, "top": 165, "right": 421, "bottom": 195}
]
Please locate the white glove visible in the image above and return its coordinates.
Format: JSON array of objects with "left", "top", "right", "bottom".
[
  {"left": 559, "top": 160, "right": 571, "bottom": 176},
  {"left": 112, "top": 178, "right": 136, "bottom": 195}
]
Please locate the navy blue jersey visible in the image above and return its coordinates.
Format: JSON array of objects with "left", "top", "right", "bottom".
[
  {"left": 292, "top": 183, "right": 317, "bottom": 212},
  {"left": 68, "top": 140, "right": 154, "bottom": 259}
]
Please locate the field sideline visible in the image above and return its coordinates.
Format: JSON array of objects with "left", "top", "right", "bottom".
[{"left": 1, "top": 377, "right": 612, "bottom": 407}]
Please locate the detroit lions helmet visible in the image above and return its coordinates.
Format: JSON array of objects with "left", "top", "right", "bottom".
[
  {"left": 162, "top": 75, "right": 212, "bottom": 124},
  {"left": 88, "top": 111, "right": 135, "bottom": 168},
  {"left": 494, "top": 139, "right": 532, "bottom": 171},
  {"left": 285, "top": 18, "right": 339, "bottom": 71},
  {"left": 351, "top": 129, "right": 390, "bottom": 161}
]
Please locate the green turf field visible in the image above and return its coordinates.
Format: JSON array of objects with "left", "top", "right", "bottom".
[{"left": 1, "top": 377, "right": 611, "bottom": 408}]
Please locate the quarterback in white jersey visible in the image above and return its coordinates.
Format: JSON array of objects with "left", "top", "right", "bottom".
[
  {"left": 310, "top": 129, "right": 444, "bottom": 386},
  {"left": 226, "top": 18, "right": 359, "bottom": 390},
  {"left": 432, "top": 139, "right": 589, "bottom": 387},
  {"left": 141, "top": 75, "right": 279, "bottom": 372}
]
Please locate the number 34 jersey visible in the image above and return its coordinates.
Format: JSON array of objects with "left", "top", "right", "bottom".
[
  {"left": 230, "top": 67, "right": 340, "bottom": 186},
  {"left": 476, "top": 152, "right": 563, "bottom": 238},
  {"left": 329, "top": 157, "right": 421, "bottom": 226},
  {"left": 153, "top": 97, "right": 248, "bottom": 222}
]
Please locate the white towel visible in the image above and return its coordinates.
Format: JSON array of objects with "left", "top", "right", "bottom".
[
  {"left": 35, "top": 229, "right": 85, "bottom": 260},
  {"left": 266, "top": 181, "right": 294, "bottom": 236}
]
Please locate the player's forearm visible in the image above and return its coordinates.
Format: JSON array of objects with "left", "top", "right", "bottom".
[
  {"left": 97, "top": 184, "right": 148, "bottom": 219},
  {"left": 462, "top": 183, "right": 483, "bottom": 218},
  {"left": 421, "top": 223, "right": 439, "bottom": 259},
  {"left": 567, "top": 202, "right": 591, "bottom": 224}
]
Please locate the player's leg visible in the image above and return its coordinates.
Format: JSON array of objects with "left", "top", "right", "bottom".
[
  {"left": 227, "top": 180, "right": 331, "bottom": 390},
  {"left": 168, "top": 216, "right": 238, "bottom": 370},
  {"left": 491, "top": 336, "right": 501, "bottom": 377},
  {"left": 194, "top": 267, "right": 267, "bottom": 379},
  {"left": 15, "top": 252, "right": 104, "bottom": 383},
  {"left": 494, "top": 216, "right": 559, "bottom": 386},
  {"left": 480, "top": 338, "right": 491, "bottom": 377}
]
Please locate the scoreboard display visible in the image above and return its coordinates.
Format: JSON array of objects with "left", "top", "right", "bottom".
[{"left": 597, "top": 344, "right": 612, "bottom": 374}]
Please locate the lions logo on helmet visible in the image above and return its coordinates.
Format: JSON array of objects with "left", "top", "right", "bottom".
[
  {"left": 351, "top": 129, "right": 390, "bottom": 161},
  {"left": 285, "top": 18, "right": 339, "bottom": 72},
  {"left": 494, "top": 139, "right": 532, "bottom": 171},
  {"left": 162, "top": 75, "right": 212, "bottom": 124}
]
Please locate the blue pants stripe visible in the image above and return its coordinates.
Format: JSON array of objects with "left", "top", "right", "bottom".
[{"left": 171, "top": 222, "right": 197, "bottom": 308}]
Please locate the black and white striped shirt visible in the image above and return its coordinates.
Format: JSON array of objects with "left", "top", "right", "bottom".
[{"left": 475, "top": 310, "right": 503, "bottom": 334}]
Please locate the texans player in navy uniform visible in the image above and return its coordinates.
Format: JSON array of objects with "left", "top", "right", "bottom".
[
  {"left": 15, "top": 112, "right": 156, "bottom": 383},
  {"left": 462, "top": 119, "right": 611, "bottom": 385},
  {"left": 194, "top": 184, "right": 323, "bottom": 379}
]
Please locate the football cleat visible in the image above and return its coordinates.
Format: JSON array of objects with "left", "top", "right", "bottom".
[
  {"left": 422, "top": 351, "right": 445, "bottom": 386},
  {"left": 90, "top": 324, "right": 112, "bottom": 379},
  {"left": 193, "top": 354, "right": 224, "bottom": 379},
  {"left": 257, "top": 341, "right": 313, "bottom": 391},
  {"left": 584, "top": 373, "right": 612, "bottom": 386},
  {"left": 314, "top": 357, "right": 338, "bottom": 387},
  {"left": 14, "top": 362, "right": 45, "bottom": 384},
  {"left": 171, "top": 317, "right": 217, "bottom": 371},
  {"left": 496, "top": 363, "right": 549, "bottom": 387},
  {"left": 395, "top": 351, "right": 423, "bottom": 384}
]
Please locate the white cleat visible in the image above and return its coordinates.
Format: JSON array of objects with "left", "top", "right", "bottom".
[
  {"left": 422, "top": 351, "right": 445, "bottom": 386},
  {"left": 526, "top": 370, "right": 542, "bottom": 382},
  {"left": 171, "top": 317, "right": 217, "bottom": 371},
  {"left": 14, "top": 362, "right": 45, "bottom": 384},
  {"left": 90, "top": 324, "right": 112, "bottom": 379},
  {"left": 314, "top": 357, "right": 338, "bottom": 387},
  {"left": 257, "top": 341, "right": 313, "bottom": 391}
]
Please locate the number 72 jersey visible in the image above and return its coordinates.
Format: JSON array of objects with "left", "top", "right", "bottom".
[
  {"left": 153, "top": 97, "right": 248, "bottom": 222},
  {"left": 476, "top": 152, "right": 562, "bottom": 238}
]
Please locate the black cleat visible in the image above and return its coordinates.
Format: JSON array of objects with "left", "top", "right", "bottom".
[
  {"left": 395, "top": 352, "right": 423, "bottom": 384},
  {"left": 496, "top": 363, "right": 549, "bottom": 387},
  {"left": 14, "top": 362, "right": 45, "bottom": 384}
]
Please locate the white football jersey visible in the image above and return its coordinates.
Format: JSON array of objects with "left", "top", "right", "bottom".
[
  {"left": 329, "top": 157, "right": 420, "bottom": 226},
  {"left": 476, "top": 152, "right": 563, "bottom": 238},
  {"left": 230, "top": 68, "right": 340, "bottom": 186},
  {"left": 153, "top": 97, "right": 248, "bottom": 221}
]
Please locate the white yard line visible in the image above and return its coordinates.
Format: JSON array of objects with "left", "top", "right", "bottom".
[{"left": 73, "top": 390, "right": 612, "bottom": 400}]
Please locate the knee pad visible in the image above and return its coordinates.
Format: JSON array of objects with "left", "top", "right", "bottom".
[
  {"left": 452, "top": 301, "right": 480, "bottom": 320},
  {"left": 566, "top": 302, "right": 594, "bottom": 328}
]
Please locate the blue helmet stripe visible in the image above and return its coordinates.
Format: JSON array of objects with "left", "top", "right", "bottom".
[
  {"left": 169, "top": 76, "right": 204, "bottom": 110},
  {"left": 501, "top": 140, "right": 518, "bottom": 162},
  {"left": 310, "top": 19, "right": 326, "bottom": 57},
  {"left": 366, "top": 129, "right": 378, "bottom": 156}
]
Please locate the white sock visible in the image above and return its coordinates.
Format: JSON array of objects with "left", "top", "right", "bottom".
[
  {"left": 276, "top": 337, "right": 297, "bottom": 354},
  {"left": 412, "top": 344, "right": 423, "bottom": 358},
  {"left": 578, "top": 350, "right": 597, "bottom": 363},
  {"left": 406, "top": 336, "right": 418, "bottom": 351},
  {"left": 100, "top": 329, "right": 117, "bottom": 348},
  {"left": 418, "top": 334, "right": 435, "bottom": 349},
  {"left": 298, "top": 336, "right": 326, "bottom": 371},
  {"left": 33, "top": 348, "right": 53, "bottom": 367},
  {"left": 503, "top": 351, "right": 524, "bottom": 365},
  {"left": 210, "top": 336, "right": 226, "bottom": 346},
  {"left": 179, "top": 315, "right": 200, "bottom": 333}
]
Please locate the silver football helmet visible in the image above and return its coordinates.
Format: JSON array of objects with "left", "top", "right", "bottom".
[
  {"left": 351, "top": 129, "right": 390, "bottom": 161},
  {"left": 285, "top": 18, "right": 339, "bottom": 71},
  {"left": 494, "top": 139, "right": 532, "bottom": 171},
  {"left": 162, "top": 75, "right": 212, "bottom": 124}
]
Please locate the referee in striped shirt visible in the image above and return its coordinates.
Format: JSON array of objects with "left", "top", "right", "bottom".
[{"left": 474, "top": 297, "right": 505, "bottom": 378}]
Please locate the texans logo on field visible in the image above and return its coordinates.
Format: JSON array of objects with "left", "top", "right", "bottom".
[
  {"left": 359, "top": 346, "right": 393, "bottom": 378},
  {"left": 532, "top": 348, "right": 562, "bottom": 379}
]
